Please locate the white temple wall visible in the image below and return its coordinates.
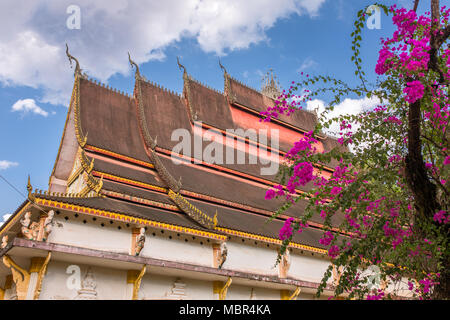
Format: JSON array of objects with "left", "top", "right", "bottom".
[
  {"left": 289, "top": 254, "right": 332, "bottom": 284},
  {"left": 43, "top": 213, "right": 336, "bottom": 289},
  {"left": 139, "top": 274, "right": 214, "bottom": 300},
  {"left": 140, "top": 233, "right": 212, "bottom": 267},
  {"left": 48, "top": 217, "right": 131, "bottom": 254},
  {"left": 39, "top": 260, "right": 127, "bottom": 300},
  {"left": 224, "top": 242, "right": 278, "bottom": 276}
]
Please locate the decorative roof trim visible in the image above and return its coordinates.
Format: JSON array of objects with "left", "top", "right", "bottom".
[
  {"left": 215, "top": 227, "right": 327, "bottom": 255},
  {"left": 32, "top": 189, "right": 99, "bottom": 199},
  {"left": 66, "top": 44, "right": 81, "bottom": 77},
  {"left": 30, "top": 197, "right": 326, "bottom": 254},
  {"left": 66, "top": 165, "right": 83, "bottom": 187},
  {"left": 147, "top": 148, "right": 182, "bottom": 192},
  {"left": 73, "top": 75, "right": 88, "bottom": 148},
  {"left": 33, "top": 197, "right": 227, "bottom": 241},
  {"left": 80, "top": 149, "right": 95, "bottom": 173},
  {"left": 128, "top": 52, "right": 141, "bottom": 79},
  {"left": 82, "top": 171, "right": 103, "bottom": 196},
  {"left": 177, "top": 57, "right": 198, "bottom": 122},
  {"left": 134, "top": 76, "right": 158, "bottom": 150},
  {"left": 168, "top": 190, "right": 218, "bottom": 230}
]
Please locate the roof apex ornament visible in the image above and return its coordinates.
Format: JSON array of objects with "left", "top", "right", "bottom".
[
  {"left": 66, "top": 43, "right": 81, "bottom": 77},
  {"left": 177, "top": 56, "right": 187, "bottom": 77},
  {"left": 27, "top": 175, "right": 35, "bottom": 202},
  {"left": 261, "top": 68, "right": 281, "bottom": 100},
  {"left": 128, "top": 52, "right": 141, "bottom": 79},
  {"left": 218, "top": 59, "right": 228, "bottom": 76}
]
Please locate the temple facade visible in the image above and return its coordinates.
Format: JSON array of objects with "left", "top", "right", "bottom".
[{"left": 0, "top": 50, "right": 406, "bottom": 300}]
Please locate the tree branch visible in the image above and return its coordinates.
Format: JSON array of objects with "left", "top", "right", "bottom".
[{"left": 413, "top": 0, "right": 420, "bottom": 12}]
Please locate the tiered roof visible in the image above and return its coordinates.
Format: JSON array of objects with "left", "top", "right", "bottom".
[{"left": 40, "top": 52, "right": 348, "bottom": 254}]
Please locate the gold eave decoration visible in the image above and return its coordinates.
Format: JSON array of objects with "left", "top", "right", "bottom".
[
  {"left": 168, "top": 190, "right": 218, "bottom": 230},
  {"left": 33, "top": 197, "right": 228, "bottom": 241},
  {"left": 81, "top": 172, "right": 103, "bottom": 197},
  {"left": 80, "top": 149, "right": 95, "bottom": 173},
  {"left": 67, "top": 149, "right": 95, "bottom": 188}
]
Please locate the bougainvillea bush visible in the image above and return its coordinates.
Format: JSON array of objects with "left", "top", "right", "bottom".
[{"left": 263, "top": 1, "right": 449, "bottom": 299}]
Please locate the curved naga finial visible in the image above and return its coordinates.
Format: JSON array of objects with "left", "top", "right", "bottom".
[
  {"left": 66, "top": 43, "right": 81, "bottom": 76},
  {"left": 177, "top": 56, "right": 187, "bottom": 76},
  {"left": 128, "top": 52, "right": 141, "bottom": 78},
  {"left": 218, "top": 59, "right": 228, "bottom": 75}
]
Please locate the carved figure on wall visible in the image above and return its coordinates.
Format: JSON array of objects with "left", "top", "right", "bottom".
[
  {"left": 42, "top": 210, "right": 55, "bottom": 241},
  {"left": 1, "top": 235, "right": 8, "bottom": 249},
  {"left": 74, "top": 268, "right": 98, "bottom": 300},
  {"left": 218, "top": 242, "right": 228, "bottom": 269},
  {"left": 332, "top": 264, "right": 344, "bottom": 287},
  {"left": 20, "top": 212, "right": 39, "bottom": 240},
  {"left": 279, "top": 248, "right": 291, "bottom": 278},
  {"left": 134, "top": 227, "right": 146, "bottom": 256}
]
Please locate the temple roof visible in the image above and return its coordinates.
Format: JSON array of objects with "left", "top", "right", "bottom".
[{"left": 44, "top": 58, "right": 347, "bottom": 251}]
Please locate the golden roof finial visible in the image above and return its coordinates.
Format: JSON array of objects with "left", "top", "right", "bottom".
[
  {"left": 66, "top": 43, "right": 81, "bottom": 76},
  {"left": 128, "top": 52, "right": 141, "bottom": 78},
  {"left": 177, "top": 56, "right": 187, "bottom": 76},
  {"left": 218, "top": 59, "right": 228, "bottom": 76},
  {"left": 27, "top": 175, "right": 35, "bottom": 202}
]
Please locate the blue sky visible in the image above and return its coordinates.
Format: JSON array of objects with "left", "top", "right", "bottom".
[{"left": 0, "top": 0, "right": 435, "bottom": 221}]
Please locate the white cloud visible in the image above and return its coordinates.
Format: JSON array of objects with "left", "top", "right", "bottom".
[
  {"left": 0, "top": 214, "right": 12, "bottom": 228},
  {"left": 11, "top": 98, "right": 49, "bottom": 117},
  {"left": 0, "top": 0, "right": 326, "bottom": 106},
  {"left": 0, "top": 160, "right": 18, "bottom": 170},
  {"left": 297, "top": 57, "right": 318, "bottom": 72},
  {"left": 306, "top": 96, "right": 381, "bottom": 135}
]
